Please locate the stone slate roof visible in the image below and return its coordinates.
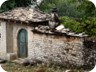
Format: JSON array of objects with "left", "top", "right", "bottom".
[
  {"left": 32, "top": 25, "right": 88, "bottom": 37},
  {"left": 0, "top": 7, "right": 88, "bottom": 37},
  {"left": 0, "top": 7, "right": 51, "bottom": 23}
]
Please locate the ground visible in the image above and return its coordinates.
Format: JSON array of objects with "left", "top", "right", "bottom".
[{"left": 1, "top": 62, "right": 90, "bottom": 72}]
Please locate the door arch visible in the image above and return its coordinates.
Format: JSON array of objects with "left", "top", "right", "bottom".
[{"left": 18, "top": 29, "right": 28, "bottom": 58}]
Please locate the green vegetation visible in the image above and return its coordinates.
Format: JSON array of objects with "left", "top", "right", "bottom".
[
  {"left": 14, "top": 0, "right": 32, "bottom": 7},
  {"left": 0, "top": 0, "right": 15, "bottom": 12},
  {"left": 40, "top": 0, "right": 84, "bottom": 18},
  {"left": 2, "top": 62, "right": 87, "bottom": 72},
  {"left": 78, "top": 0, "right": 95, "bottom": 18},
  {"left": 0, "top": 0, "right": 32, "bottom": 12},
  {"left": 39, "top": 0, "right": 95, "bottom": 17},
  {"left": 60, "top": 16, "right": 96, "bottom": 36},
  {"left": 40, "top": 0, "right": 96, "bottom": 36},
  {"left": 60, "top": 16, "right": 83, "bottom": 33},
  {"left": 0, "top": 0, "right": 96, "bottom": 36}
]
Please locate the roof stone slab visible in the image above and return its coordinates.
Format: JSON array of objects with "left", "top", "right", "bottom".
[
  {"left": 0, "top": 7, "right": 88, "bottom": 38},
  {"left": 0, "top": 7, "right": 51, "bottom": 23}
]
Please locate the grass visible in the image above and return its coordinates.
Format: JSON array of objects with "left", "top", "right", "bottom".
[{"left": 1, "top": 62, "right": 89, "bottom": 72}]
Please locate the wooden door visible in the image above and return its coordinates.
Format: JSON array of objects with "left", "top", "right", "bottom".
[{"left": 18, "top": 29, "right": 28, "bottom": 58}]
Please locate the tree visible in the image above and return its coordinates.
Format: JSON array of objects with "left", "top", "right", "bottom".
[
  {"left": 15, "top": 0, "right": 32, "bottom": 7},
  {"left": 0, "top": 0, "right": 32, "bottom": 12},
  {"left": 0, "top": 0, "right": 15, "bottom": 12},
  {"left": 78, "top": 0, "right": 95, "bottom": 18},
  {"left": 39, "top": 0, "right": 85, "bottom": 18},
  {"left": 40, "top": 0, "right": 96, "bottom": 18}
]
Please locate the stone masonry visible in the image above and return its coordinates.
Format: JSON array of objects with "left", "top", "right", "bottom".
[
  {"left": 0, "top": 7, "right": 96, "bottom": 68},
  {"left": 28, "top": 33, "right": 85, "bottom": 66},
  {"left": 0, "top": 21, "right": 7, "bottom": 59},
  {"left": 0, "top": 20, "right": 96, "bottom": 68},
  {"left": 0, "top": 21, "right": 96, "bottom": 67}
]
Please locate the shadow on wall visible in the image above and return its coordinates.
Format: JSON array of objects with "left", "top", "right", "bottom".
[{"left": 83, "top": 37, "right": 96, "bottom": 69}]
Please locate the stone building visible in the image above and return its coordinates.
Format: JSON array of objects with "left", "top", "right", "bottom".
[{"left": 0, "top": 7, "right": 95, "bottom": 67}]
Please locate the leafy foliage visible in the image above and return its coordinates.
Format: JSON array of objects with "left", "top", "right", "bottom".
[
  {"left": 0, "top": 0, "right": 95, "bottom": 18},
  {"left": 40, "top": 0, "right": 96, "bottom": 36},
  {"left": 40, "top": 0, "right": 84, "bottom": 18},
  {"left": 81, "top": 17, "right": 96, "bottom": 36},
  {"left": 60, "top": 16, "right": 96, "bottom": 36},
  {"left": 15, "top": 0, "right": 32, "bottom": 7},
  {"left": 40, "top": 0, "right": 96, "bottom": 18},
  {"left": 0, "top": 0, "right": 32, "bottom": 12},
  {"left": 0, "top": 0, "right": 96, "bottom": 36},
  {"left": 60, "top": 16, "right": 83, "bottom": 33},
  {"left": 0, "top": 0, "right": 15, "bottom": 12},
  {"left": 2, "top": 62, "right": 87, "bottom": 72},
  {"left": 78, "top": 0, "right": 95, "bottom": 18}
]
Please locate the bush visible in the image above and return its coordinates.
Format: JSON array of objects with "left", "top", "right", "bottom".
[
  {"left": 81, "top": 17, "right": 96, "bottom": 36},
  {"left": 60, "top": 16, "right": 83, "bottom": 33},
  {"left": 60, "top": 16, "right": 96, "bottom": 36},
  {"left": 39, "top": 0, "right": 84, "bottom": 18}
]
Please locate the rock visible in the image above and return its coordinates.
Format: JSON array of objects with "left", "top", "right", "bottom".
[
  {"left": 21, "top": 59, "right": 30, "bottom": 66},
  {"left": 29, "top": 59, "right": 43, "bottom": 66},
  {"left": 67, "top": 32, "right": 75, "bottom": 36},
  {"left": 7, "top": 53, "right": 17, "bottom": 60},
  {"left": 65, "top": 70, "right": 71, "bottom": 72},
  {"left": 0, "top": 59, "right": 7, "bottom": 64},
  {"left": 35, "top": 59, "right": 43, "bottom": 64},
  {"left": 56, "top": 25, "right": 65, "bottom": 31},
  {"left": 29, "top": 60, "right": 37, "bottom": 66}
]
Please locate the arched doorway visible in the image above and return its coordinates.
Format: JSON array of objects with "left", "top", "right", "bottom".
[{"left": 18, "top": 29, "right": 28, "bottom": 58}]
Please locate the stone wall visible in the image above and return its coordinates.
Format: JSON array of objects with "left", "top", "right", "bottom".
[
  {"left": 6, "top": 22, "right": 13, "bottom": 53},
  {"left": 12, "top": 23, "right": 30, "bottom": 55},
  {"left": 83, "top": 38, "right": 96, "bottom": 67},
  {"left": 0, "top": 23, "right": 1, "bottom": 53},
  {"left": 6, "top": 22, "right": 86, "bottom": 66},
  {"left": 0, "top": 21, "right": 95, "bottom": 67},
  {"left": 0, "top": 21, "right": 7, "bottom": 59},
  {"left": 28, "top": 33, "right": 85, "bottom": 66}
]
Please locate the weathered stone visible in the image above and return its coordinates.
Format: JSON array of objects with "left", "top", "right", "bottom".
[
  {"left": 0, "top": 22, "right": 7, "bottom": 59},
  {"left": 29, "top": 60, "right": 37, "bottom": 66},
  {"left": 28, "top": 34, "right": 86, "bottom": 67},
  {"left": 21, "top": 59, "right": 30, "bottom": 66},
  {"left": 0, "top": 59, "right": 7, "bottom": 64},
  {"left": 0, "top": 7, "right": 51, "bottom": 22},
  {"left": 0, "top": 14, "right": 95, "bottom": 68},
  {"left": 7, "top": 53, "right": 17, "bottom": 60}
]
